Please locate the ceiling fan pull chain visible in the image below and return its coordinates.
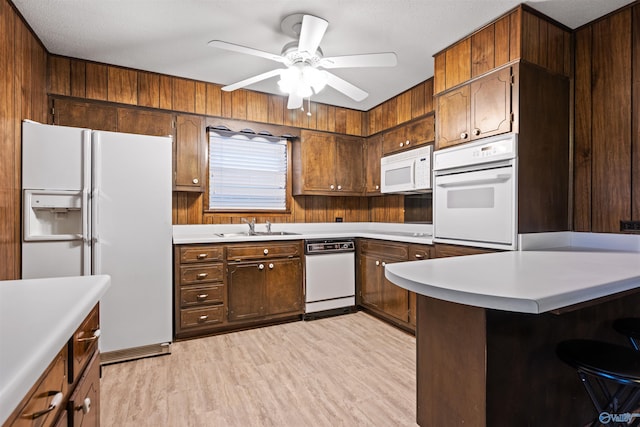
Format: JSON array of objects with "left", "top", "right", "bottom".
[{"left": 307, "top": 97, "right": 312, "bottom": 116}]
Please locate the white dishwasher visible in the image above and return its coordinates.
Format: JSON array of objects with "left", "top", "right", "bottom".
[{"left": 304, "top": 239, "right": 356, "bottom": 319}]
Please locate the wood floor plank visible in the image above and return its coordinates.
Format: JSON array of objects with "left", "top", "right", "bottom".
[{"left": 101, "top": 312, "right": 418, "bottom": 426}]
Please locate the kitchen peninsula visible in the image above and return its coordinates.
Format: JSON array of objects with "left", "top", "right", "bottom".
[{"left": 385, "top": 234, "right": 640, "bottom": 426}]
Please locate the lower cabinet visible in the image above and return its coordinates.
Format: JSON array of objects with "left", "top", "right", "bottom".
[
  {"left": 357, "top": 239, "right": 433, "bottom": 332},
  {"left": 4, "top": 305, "right": 100, "bottom": 427},
  {"left": 174, "top": 241, "right": 304, "bottom": 339}
]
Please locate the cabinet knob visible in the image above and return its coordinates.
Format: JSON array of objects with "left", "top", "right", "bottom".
[
  {"left": 197, "top": 273, "right": 208, "bottom": 279},
  {"left": 198, "top": 315, "right": 209, "bottom": 322},
  {"left": 268, "top": 263, "right": 274, "bottom": 269},
  {"left": 192, "top": 178, "right": 199, "bottom": 184},
  {"left": 406, "top": 140, "right": 410, "bottom": 145},
  {"left": 460, "top": 132, "right": 468, "bottom": 139},
  {"left": 473, "top": 128, "right": 480, "bottom": 136},
  {"left": 375, "top": 260, "right": 380, "bottom": 266},
  {"left": 263, "top": 248, "right": 269, "bottom": 255},
  {"left": 330, "top": 184, "right": 335, "bottom": 190},
  {"left": 79, "top": 397, "right": 91, "bottom": 415},
  {"left": 399, "top": 142, "right": 404, "bottom": 147},
  {"left": 23, "top": 392, "right": 63, "bottom": 419},
  {"left": 375, "top": 185, "right": 379, "bottom": 190},
  {"left": 258, "top": 264, "right": 265, "bottom": 270},
  {"left": 337, "top": 185, "right": 342, "bottom": 190},
  {"left": 382, "top": 261, "right": 386, "bottom": 267}
]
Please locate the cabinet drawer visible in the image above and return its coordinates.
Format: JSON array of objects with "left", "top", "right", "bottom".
[
  {"left": 179, "top": 264, "right": 224, "bottom": 285},
  {"left": 180, "top": 284, "right": 224, "bottom": 308},
  {"left": 180, "top": 306, "right": 225, "bottom": 329},
  {"left": 227, "top": 242, "right": 301, "bottom": 261},
  {"left": 179, "top": 246, "right": 224, "bottom": 263},
  {"left": 69, "top": 305, "right": 99, "bottom": 386},
  {"left": 7, "top": 347, "right": 68, "bottom": 427},
  {"left": 68, "top": 352, "right": 100, "bottom": 427},
  {"left": 359, "top": 239, "right": 408, "bottom": 259},
  {"left": 409, "top": 244, "right": 433, "bottom": 261}
]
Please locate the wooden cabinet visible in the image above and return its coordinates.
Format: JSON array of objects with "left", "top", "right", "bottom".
[
  {"left": 174, "top": 114, "right": 205, "bottom": 192},
  {"left": 434, "top": 243, "right": 494, "bottom": 258},
  {"left": 292, "top": 130, "right": 365, "bottom": 196},
  {"left": 116, "top": 108, "right": 173, "bottom": 137},
  {"left": 358, "top": 239, "right": 433, "bottom": 331},
  {"left": 365, "top": 134, "right": 383, "bottom": 195},
  {"left": 227, "top": 241, "right": 303, "bottom": 324},
  {"left": 173, "top": 244, "right": 226, "bottom": 339},
  {"left": 382, "top": 115, "right": 435, "bottom": 155},
  {"left": 436, "top": 66, "right": 512, "bottom": 149},
  {"left": 3, "top": 306, "right": 100, "bottom": 427},
  {"left": 51, "top": 97, "right": 117, "bottom": 131}
]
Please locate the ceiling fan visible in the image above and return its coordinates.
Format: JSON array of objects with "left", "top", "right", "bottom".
[{"left": 208, "top": 13, "right": 397, "bottom": 110}]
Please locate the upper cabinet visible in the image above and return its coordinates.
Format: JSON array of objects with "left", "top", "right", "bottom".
[
  {"left": 174, "top": 114, "right": 205, "bottom": 192},
  {"left": 436, "top": 67, "right": 512, "bottom": 149},
  {"left": 292, "top": 130, "right": 365, "bottom": 196},
  {"left": 382, "top": 114, "right": 435, "bottom": 155},
  {"left": 365, "top": 134, "right": 383, "bottom": 195}
]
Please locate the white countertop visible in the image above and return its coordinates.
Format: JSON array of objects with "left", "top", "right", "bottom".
[
  {"left": 173, "top": 222, "right": 433, "bottom": 245},
  {"left": 0, "top": 275, "right": 111, "bottom": 424},
  {"left": 386, "top": 238, "right": 640, "bottom": 314}
]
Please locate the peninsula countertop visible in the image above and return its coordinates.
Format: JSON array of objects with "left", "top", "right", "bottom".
[
  {"left": 385, "top": 248, "right": 640, "bottom": 314},
  {"left": 0, "top": 274, "right": 111, "bottom": 425}
]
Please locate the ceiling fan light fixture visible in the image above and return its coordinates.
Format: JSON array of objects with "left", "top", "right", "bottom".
[{"left": 303, "top": 67, "right": 327, "bottom": 94}]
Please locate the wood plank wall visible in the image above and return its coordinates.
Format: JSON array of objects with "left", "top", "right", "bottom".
[
  {"left": 47, "top": 55, "right": 435, "bottom": 227},
  {"left": 0, "top": 0, "right": 48, "bottom": 280}
]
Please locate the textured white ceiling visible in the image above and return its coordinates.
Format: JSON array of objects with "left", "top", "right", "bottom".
[{"left": 12, "top": 0, "right": 635, "bottom": 111}]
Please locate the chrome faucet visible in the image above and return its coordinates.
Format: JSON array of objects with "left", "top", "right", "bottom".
[{"left": 241, "top": 217, "right": 256, "bottom": 235}]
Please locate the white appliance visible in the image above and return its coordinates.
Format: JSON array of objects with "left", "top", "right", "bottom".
[
  {"left": 433, "top": 133, "right": 518, "bottom": 250},
  {"left": 381, "top": 145, "right": 432, "bottom": 194},
  {"left": 21, "top": 121, "right": 173, "bottom": 363},
  {"left": 304, "top": 239, "right": 355, "bottom": 318}
]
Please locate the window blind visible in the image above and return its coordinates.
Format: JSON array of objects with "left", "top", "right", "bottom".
[{"left": 209, "top": 132, "right": 287, "bottom": 210}]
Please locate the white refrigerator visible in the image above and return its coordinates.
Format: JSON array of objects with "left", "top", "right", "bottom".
[{"left": 22, "top": 120, "right": 173, "bottom": 363}]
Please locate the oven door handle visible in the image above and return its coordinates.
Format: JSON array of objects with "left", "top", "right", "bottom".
[{"left": 435, "top": 173, "right": 512, "bottom": 188}]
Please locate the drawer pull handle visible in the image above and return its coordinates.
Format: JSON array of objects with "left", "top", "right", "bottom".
[
  {"left": 199, "top": 315, "right": 209, "bottom": 321},
  {"left": 196, "top": 253, "right": 208, "bottom": 259},
  {"left": 258, "top": 264, "right": 265, "bottom": 270},
  {"left": 23, "top": 391, "right": 63, "bottom": 419},
  {"left": 76, "top": 397, "right": 91, "bottom": 415},
  {"left": 414, "top": 254, "right": 424, "bottom": 259},
  {"left": 197, "top": 293, "right": 209, "bottom": 300},
  {"left": 263, "top": 249, "right": 269, "bottom": 255},
  {"left": 197, "top": 273, "right": 208, "bottom": 279},
  {"left": 269, "top": 263, "right": 274, "bottom": 269},
  {"left": 77, "top": 328, "right": 101, "bottom": 343}
]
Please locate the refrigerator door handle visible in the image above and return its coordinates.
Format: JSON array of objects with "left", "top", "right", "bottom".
[
  {"left": 92, "top": 133, "right": 101, "bottom": 274},
  {"left": 81, "top": 189, "right": 91, "bottom": 275}
]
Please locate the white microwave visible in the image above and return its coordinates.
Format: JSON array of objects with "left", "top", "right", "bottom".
[{"left": 381, "top": 145, "right": 432, "bottom": 194}]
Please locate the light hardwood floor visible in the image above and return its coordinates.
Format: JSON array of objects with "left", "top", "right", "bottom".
[{"left": 101, "top": 312, "right": 418, "bottom": 426}]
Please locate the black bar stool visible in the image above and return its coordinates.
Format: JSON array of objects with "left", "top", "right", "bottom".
[
  {"left": 556, "top": 339, "right": 640, "bottom": 426},
  {"left": 613, "top": 318, "right": 640, "bottom": 351}
]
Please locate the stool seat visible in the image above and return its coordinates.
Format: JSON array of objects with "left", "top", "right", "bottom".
[
  {"left": 557, "top": 339, "right": 640, "bottom": 385},
  {"left": 613, "top": 318, "right": 640, "bottom": 350}
]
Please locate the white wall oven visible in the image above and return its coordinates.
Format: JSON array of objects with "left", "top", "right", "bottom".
[{"left": 433, "top": 133, "right": 517, "bottom": 250}]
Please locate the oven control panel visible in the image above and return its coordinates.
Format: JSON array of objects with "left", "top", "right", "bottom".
[{"left": 434, "top": 133, "right": 517, "bottom": 171}]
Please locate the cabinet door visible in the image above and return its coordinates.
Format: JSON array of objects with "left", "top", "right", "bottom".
[
  {"left": 365, "top": 134, "right": 383, "bottom": 194},
  {"left": 334, "top": 135, "right": 364, "bottom": 194},
  {"left": 116, "top": 108, "right": 173, "bottom": 137},
  {"left": 405, "top": 115, "right": 435, "bottom": 148},
  {"left": 470, "top": 67, "right": 512, "bottom": 140},
  {"left": 382, "top": 126, "right": 407, "bottom": 154},
  {"left": 174, "top": 114, "right": 205, "bottom": 192},
  {"left": 299, "top": 131, "right": 336, "bottom": 193},
  {"left": 435, "top": 85, "right": 470, "bottom": 149},
  {"left": 227, "top": 262, "right": 265, "bottom": 322},
  {"left": 51, "top": 98, "right": 117, "bottom": 131},
  {"left": 381, "top": 258, "right": 409, "bottom": 322},
  {"left": 359, "top": 253, "right": 383, "bottom": 310},
  {"left": 68, "top": 352, "right": 100, "bottom": 427},
  {"left": 264, "top": 258, "right": 303, "bottom": 316}
]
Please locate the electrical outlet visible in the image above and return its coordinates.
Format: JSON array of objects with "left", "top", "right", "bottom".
[
  {"left": 620, "top": 221, "right": 640, "bottom": 232},
  {"left": 335, "top": 217, "right": 343, "bottom": 222}
]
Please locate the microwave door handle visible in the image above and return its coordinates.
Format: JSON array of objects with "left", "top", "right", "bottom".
[{"left": 436, "top": 173, "right": 512, "bottom": 188}]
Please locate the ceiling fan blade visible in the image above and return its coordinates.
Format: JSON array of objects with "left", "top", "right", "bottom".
[
  {"left": 297, "top": 15, "right": 328, "bottom": 55},
  {"left": 319, "top": 52, "right": 398, "bottom": 69},
  {"left": 208, "top": 40, "right": 286, "bottom": 64},
  {"left": 287, "top": 93, "right": 303, "bottom": 110},
  {"left": 324, "top": 72, "right": 368, "bottom": 102},
  {"left": 221, "top": 69, "right": 284, "bottom": 92}
]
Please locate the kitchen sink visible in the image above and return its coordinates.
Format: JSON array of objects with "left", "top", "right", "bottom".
[{"left": 215, "top": 231, "right": 300, "bottom": 237}]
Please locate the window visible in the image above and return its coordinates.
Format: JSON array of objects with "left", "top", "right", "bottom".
[{"left": 208, "top": 130, "right": 288, "bottom": 211}]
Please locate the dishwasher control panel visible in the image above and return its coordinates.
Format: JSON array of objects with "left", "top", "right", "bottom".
[{"left": 305, "top": 239, "right": 355, "bottom": 254}]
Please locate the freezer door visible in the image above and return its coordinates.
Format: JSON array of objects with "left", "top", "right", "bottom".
[{"left": 92, "top": 131, "right": 173, "bottom": 353}]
